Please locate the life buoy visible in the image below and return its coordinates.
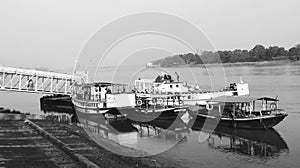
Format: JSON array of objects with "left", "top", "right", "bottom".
[
  {"left": 147, "top": 88, "right": 153, "bottom": 93},
  {"left": 206, "top": 103, "right": 213, "bottom": 110},
  {"left": 157, "top": 99, "right": 164, "bottom": 106},
  {"left": 136, "top": 99, "right": 143, "bottom": 106},
  {"left": 270, "top": 103, "right": 277, "bottom": 110},
  {"left": 179, "top": 100, "right": 183, "bottom": 105}
]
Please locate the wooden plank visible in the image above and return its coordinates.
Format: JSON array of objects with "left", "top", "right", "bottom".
[
  {"left": 0, "top": 144, "right": 52, "bottom": 148},
  {"left": 0, "top": 136, "right": 43, "bottom": 140}
]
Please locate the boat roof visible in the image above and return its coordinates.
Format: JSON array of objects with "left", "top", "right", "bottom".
[
  {"left": 257, "top": 97, "right": 279, "bottom": 101},
  {"left": 135, "top": 78, "right": 184, "bottom": 84},
  {"left": 207, "top": 96, "right": 278, "bottom": 103},
  {"left": 83, "top": 82, "right": 127, "bottom": 87},
  {"left": 156, "top": 81, "right": 183, "bottom": 84}
]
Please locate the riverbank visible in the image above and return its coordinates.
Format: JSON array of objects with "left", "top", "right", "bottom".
[{"left": 158, "top": 60, "right": 300, "bottom": 68}]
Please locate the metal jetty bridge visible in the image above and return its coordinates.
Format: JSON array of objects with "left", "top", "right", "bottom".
[{"left": 0, "top": 65, "right": 84, "bottom": 95}]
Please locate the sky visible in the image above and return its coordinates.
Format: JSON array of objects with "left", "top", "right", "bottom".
[{"left": 0, "top": 0, "right": 299, "bottom": 70}]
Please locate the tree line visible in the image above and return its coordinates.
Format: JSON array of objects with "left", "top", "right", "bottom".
[{"left": 152, "top": 44, "right": 300, "bottom": 66}]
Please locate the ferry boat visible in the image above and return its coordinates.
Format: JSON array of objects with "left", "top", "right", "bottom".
[
  {"left": 72, "top": 82, "right": 136, "bottom": 119},
  {"left": 134, "top": 74, "right": 249, "bottom": 106},
  {"left": 72, "top": 82, "right": 187, "bottom": 121},
  {"left": 195, "top": 96, "right": 288, "bottom": 129}
]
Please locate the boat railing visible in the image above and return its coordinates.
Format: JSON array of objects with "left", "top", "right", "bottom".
[
  {"left": 136, "top": 95, "right": 185, "bottom": 110},
  {"left": 74, "top": 93, "right": 106, "bottom": 102},
  {"left": 270, "top": 109, "right": 286, "bottom": 115}
]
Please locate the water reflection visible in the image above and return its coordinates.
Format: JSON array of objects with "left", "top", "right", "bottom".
[
  {"left": 43, "top": 109, "right": 190, "bottom": 156},
  {"left": 43, "top": 110, "right": 288, "bottom": 159},
  {"left": 85, "top": 117, "right": 190, "bottom": 156},
  {"left": 132, "top": 118, "right": 189, "bottom": 140},
  {"left": 190, "top": 119, "right": 289, "bottom": 158},
  {"left": 79, "top": 118, "right": 139, "bottom": 147}
]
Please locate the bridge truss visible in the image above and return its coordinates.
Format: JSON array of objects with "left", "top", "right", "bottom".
[{"left": 0, "top": 66, "right": 80, "bottom": 95}]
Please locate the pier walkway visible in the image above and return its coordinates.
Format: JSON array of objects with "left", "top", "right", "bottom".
[{"left": 0, "top": 65, "right": 84, "bottom": 95}]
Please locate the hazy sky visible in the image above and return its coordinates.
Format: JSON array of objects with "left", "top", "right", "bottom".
[{"left": 0, "top": 0, "right": 299, "bottom": 70}]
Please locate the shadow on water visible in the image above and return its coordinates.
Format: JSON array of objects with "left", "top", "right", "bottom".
[
  {"left": 43, "top": 108, "right": 190, "bottom": 156},
  {"left": 76, "top": 116, "right": 190, "bottom": 153},
  {"left": 43, "top": 108, "right": 289, "bottom": 160},
  {"left": 189, "top": 117, "right": 289, "bottom": 159}
]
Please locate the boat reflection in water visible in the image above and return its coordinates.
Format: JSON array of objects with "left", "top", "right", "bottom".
[
  {"left": 43, "top": 110, "right": 288, "bottom": 159},
  {"left": 78, "top": 115, "right": 190, "bottom": 157},
  {"left": 190, "top": 119, "right": 289, "bottom": 158}
]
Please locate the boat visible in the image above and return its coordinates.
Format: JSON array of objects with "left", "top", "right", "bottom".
[
  {"left": 194, "top": 96, "right": 287, "bottom": 129},
  {"left": 72, "top": 82, "right": 136, "bottom": 119},
  {"left": 72, "top": 81, "right": 187, "bottom": 122},
  {"left": 134, "top": 73, "right": 249, "bottom": 106},
  {"left": 125, "top": 94, "right": 188, "bottom": 122}
]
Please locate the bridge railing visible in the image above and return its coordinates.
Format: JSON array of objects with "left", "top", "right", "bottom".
[{"left": 0, "top": 65, "right": 83, "bottom": 95}]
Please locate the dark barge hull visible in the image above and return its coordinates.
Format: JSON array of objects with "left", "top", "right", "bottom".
[
  {"left": 125, "top": 108, "right": 186, "bottom": 123},
  {"left": 196, "top": 113, "right": 288, "bottom": 129},
  {"left": 40, "top": 94, "right": 74, "bottom": 113}
]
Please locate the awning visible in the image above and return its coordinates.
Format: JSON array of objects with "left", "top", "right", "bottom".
[
  {"left": 257, "top": 97, "right": 279, "bottom": 101},
  {"left": 207, "top": 96, "right": 257, "bottom": 103},
  {"left": 208, "top": 96, "right": 279, "bottom": 103},
  {"left": 83, "top": 82, "right": 127, "bottom": 87}
]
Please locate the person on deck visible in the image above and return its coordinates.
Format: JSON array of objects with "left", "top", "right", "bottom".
[{"left": 175, "top": 72, "right": 180, "bottom": 82}]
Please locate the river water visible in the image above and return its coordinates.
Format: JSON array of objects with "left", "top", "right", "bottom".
[{"left": 0, "top": 64, "right": 299, "bottom": 168}]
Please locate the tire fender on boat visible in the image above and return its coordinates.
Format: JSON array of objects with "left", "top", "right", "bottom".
[
  {"left": 206, "top": 103, "right": 213, "bottom": 111},
  {"left": 179, "top": 100, "right": 183, "bottom": 105},
  {"left": 147, "top": 88, "right": 153, "bottom": 93},
  {"left": 157, "top": 99, "right": 164, "bottom": 106},
  {"left": 270, "top": 102, "right": 277, "bottom": 110},
  {"left": 136, "top": 99, "right": 143, "bottom": 106}
]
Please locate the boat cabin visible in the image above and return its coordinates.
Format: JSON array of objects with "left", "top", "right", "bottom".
[
  {"left": 134, "top": 75, "right": 189, "bottom": 94},
  {"left": 206, "top": 96, "right": 284, "bottom": 118},
  {"left": 134, "top": 74, "right": 249, "bottom": 96},
  {"left": 73, "top": 82, "right": 136, "bottom": 108},
  {"left": 74, "top": 82, "right": 128, "bottom": 100}
]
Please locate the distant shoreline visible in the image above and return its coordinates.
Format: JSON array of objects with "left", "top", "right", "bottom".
[{"left": 154, "top": 60, "right": 300, "bottom": 68}]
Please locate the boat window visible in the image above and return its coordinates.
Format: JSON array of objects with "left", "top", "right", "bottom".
[
  {"left": 170, "top": 85, "right": 173, "bottom": 88},
  {"left": 188, "top": 95, "right": 191, "bottom": 99},
  {"left": 176, "top": 85, "right": 179, "bottom": 87}
]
